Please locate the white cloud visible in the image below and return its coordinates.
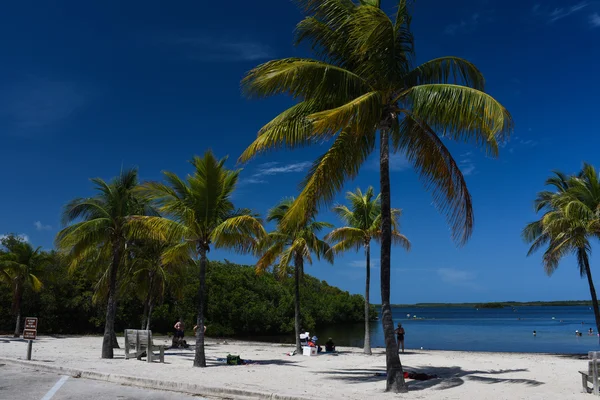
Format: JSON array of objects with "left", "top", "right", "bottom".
[
  {"left": 253, "top": 161, "right": 313, "bottom": 177},
  {"left": 0, "top": 78, "right": 86, "bottom": 135},
  {"left": 349, "top": 258, "right": 379, "bottom": 268},
  {"left": 34, "top": 221, "right": 52, "bottom": 231},
  {"left": 240, "top": 161, "right": 313, "bottom": 185},
  {"left": 170, "top": 36, "right": 273, "bottom": 62},
  {"left": 0, "top": 234, "right": 29, "bottom": 243},
  {"left": 590, "top": 13, "right": 600, "bottom": 27},
  {"left": 444, "top": 13, "right": 481, "bottom": 35},
  {"left": 532, "top": 2, "right": 589, "bottom": 23},
  {"left": 459, "top": 152, "right": 476, "bottom": 176},
  {"left": 437, "top": 267, "right": 482, "bottom": 290}
]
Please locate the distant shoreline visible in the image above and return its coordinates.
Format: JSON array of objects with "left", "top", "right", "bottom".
[{"left": 381, "top": 300, "right": 594, "bottom": 308}]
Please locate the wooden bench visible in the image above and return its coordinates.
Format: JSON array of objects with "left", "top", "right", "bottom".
[
  {"left": 580, "top": 351, "right": 600, "bottom": 394},
  {"left": 124, "top": 329, "right": 165, "bottom": 363}
]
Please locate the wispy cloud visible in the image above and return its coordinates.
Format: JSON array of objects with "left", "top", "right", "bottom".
[
  {"left": 34, "top": 221, "right": 52, "bottom": 231},
  {"left": 240, "top": 161, "right": 312, "bottom": 186},
  {"left": 590, "top": 13, "right": 600, "bottom": 27},
  {"left": 253, "top": 161, "right": 312, "bottom": 177},
  {"left": 437, "top": 267, "right": 482, "bottom": 290},
  {"left": 459, "top": 152, "right": 475, "bottom": 176},
  {"left": 0, "top": 78, "right": 86, "bottom": 135},
  {"left": 169, "top": 36, "right": 273, "bottom": 62},
  {"left": 0, "top": 234, "right": 29, "bottom": 243},
  {"left": 444, "top": 13, "right": 482, "bottom": 35},
  {"left": 532, "top": 2, "right": 589, "bottom": 23},
  {"left": 349, "top": 258, "right": 379, "bottom": 268}
]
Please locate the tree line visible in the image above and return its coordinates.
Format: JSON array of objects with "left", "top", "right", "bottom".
[{"left": 0, "top": 251, "right": 372, "bottom": 337}]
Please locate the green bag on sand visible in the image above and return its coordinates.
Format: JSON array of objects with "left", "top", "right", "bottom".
[{"left": 227, "top": 354, "right": 242, "bottom": 365}]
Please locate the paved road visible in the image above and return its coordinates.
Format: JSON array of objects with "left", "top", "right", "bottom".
[{"left": 0, "top": 363, "right": 208, "bottom": 400}]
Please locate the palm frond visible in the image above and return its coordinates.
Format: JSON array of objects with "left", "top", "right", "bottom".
[
  {"left": 392, "top": 112, "right": 473, "bottom": 245},
  {"left": 404, "top": 57, "right": 485, "bottom": 90},
  {"left": 405, "top": 84, "right": 513, "bottom": 154}
]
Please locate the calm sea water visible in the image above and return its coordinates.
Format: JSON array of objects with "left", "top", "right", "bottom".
[{"left": 247, "top": 306, "right": 600, "bottom": 354}]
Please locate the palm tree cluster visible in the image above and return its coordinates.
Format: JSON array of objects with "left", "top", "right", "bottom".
[
  {"left": 523, "top": 164, "right": 600, "bottom": 334},
  {"left": 1, "top": 0, "right": 518, "bottom": 394}
]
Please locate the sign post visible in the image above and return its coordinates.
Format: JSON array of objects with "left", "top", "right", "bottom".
[{"left": 23, "top": 317, "right": 37, "bottom": 360}]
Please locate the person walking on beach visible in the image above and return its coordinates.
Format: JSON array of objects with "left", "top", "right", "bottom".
[{"left": 395, "top": 323, "right": 405, "bottom": 353}]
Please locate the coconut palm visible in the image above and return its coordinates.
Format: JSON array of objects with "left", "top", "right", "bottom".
[
  {"left": 135, "top": 150, "right": 266, "bottom": 367},
  {"left": 523, "top": 164, "right": 600, "bottom": 333},
  {"left": 56, "top": 168, "right": 153, "bottom": 359},
  {"left": 0, "top": 235, "right": 47, "bottom": 337},
  {"left": 256, "top": 198, "right": 333, "bottom": 353},
  {"left": 127, "top": 239, "right": 188, "bottom": 330},
  {"left": 239, "top": 0, "right": 512, "bottom": 391},
  {"left": 325, "top": 187, "right": 410, "bottom": 354}
]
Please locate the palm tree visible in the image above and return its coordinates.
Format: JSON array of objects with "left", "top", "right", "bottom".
[
  {"left": 256, "top": 198, "right": 333, "bottom": 353},
  {"left": 56, "top": 169, "right": 153, "bottom": 359},
  {"left": 127, "top": 239, "right": 188, "bottom": 330},
  {"left": 523, "top": 164, "right": 600, "bottom": 333},
  {"left": 325, "top": 187, "right": 410, "bottom": 354},
  {"left": 0, "top": 235, "right": 46, "bottom": 337},
  {"left": 239, "top": 0, "right": 512, "bottom": 391},
  {"left": 135, "top": 150, "right": 266, "bottom": 367}
]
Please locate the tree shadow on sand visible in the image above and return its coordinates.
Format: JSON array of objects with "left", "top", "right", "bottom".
[{"left": 320, "top": 365, "right": 543, "bottom": 391}]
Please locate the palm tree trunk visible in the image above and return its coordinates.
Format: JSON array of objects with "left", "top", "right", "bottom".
[
  {"left": 379, "top": 129, "right": 407, "bottom": 393},
  {"left": 364, "top": 242, "right": 372, "bottom": 355},
  {"left": 141, "top": 298, "right": 149, "bottom": 330},
  {"left": 12, "top": 283, "right": 22, "bottom": 338},
  {"left": 582, "top": 253, "right": 600, "bottom": 334},
  {"left": 294, "top": 253, "right": 303, "bottom": 354},
  {"left": 146, "top": 302, "right": 153, "bottom": 331},
  {"left": 194, "top": 248, "right": 207, "bottom": 367},
  {"left": 102, "top": 245, "right": 121, "bottom": 359}
]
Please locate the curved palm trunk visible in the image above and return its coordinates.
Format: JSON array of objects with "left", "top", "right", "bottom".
[
  {"left": 141, "top": 271, "right": 155, "bottom": 330},
  {"left": 380, "top": 129, "right": 407, "bottom": 392},
  {"left": 102, "top": 244, "right": 122, "bottom": 359},
  {"left": 194, "top": 248, "right": 207, "bottom": 367},
  {"left": 364, "top": 242, "right": 372, "bottom": 355},
  {"left": 294, "top": 253, "right": 303, "bottom": 354},
  {"left": 582, "top": 252, "right": 600, "bottom": 335}
]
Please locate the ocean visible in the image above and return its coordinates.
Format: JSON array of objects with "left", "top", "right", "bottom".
[{"left": 251, "top": 305, "right": 595, "bottom": 354}]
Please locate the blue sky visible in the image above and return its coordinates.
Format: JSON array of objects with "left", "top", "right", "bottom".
[{"left": 1, "top": 0, "right": 600, "bottom": 303}]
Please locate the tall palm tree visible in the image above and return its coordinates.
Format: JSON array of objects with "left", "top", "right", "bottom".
[
  {"left": 56, "top": 169, "right": 153, "bottom": 359},
  {"left": 0, "top": 235, "right": 46, "bottom": 337},
  {"left": 325, "top": 187, "right": 410, "bottom": 354},
  {"left": 135, "top": 150, "right": 266, "bottom": 367},
  {"left": 239, "top": 0, "right": 512, "bottom": 391},
  {"left": 256, "top": 198, "right": 333, "bottom": 353},
  {"left": 523, "top": 164, "right": 600, "bottom": 333}
]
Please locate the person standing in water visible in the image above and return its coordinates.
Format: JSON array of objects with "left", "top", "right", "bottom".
[{"left": 394, "top": 323, "right": 405, "bottom": 353}]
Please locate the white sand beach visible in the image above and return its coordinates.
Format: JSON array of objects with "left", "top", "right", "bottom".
[{"left": 0, "top": 335, "right": 590, "bottom": 399}]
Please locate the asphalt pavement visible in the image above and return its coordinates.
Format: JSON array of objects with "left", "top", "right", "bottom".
[{"left": 0, "top": 363, "right": 208, "bottom": 400}]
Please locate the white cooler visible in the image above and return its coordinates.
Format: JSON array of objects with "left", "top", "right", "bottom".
[{"left": 302, "top": 346, "right": 317, "bottom": 356}]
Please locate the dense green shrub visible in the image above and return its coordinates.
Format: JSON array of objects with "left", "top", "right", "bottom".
[{"left": 0, "top": 259, "right": 372, "bottom": 337}]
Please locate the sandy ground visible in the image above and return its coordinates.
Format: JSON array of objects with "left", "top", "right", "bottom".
[{"left": 0, "top": 335, "right": 591, "bottom": 399}]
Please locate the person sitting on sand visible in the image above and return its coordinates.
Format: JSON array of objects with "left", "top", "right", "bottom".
[
  {"left": 309, "top": 336, "right": 322, "bottom": 353},
  {"left": 394, "top": 323, "right": 405, "bottom": 353},
  {"left": 193, "top": 325, "right": 207, "bottom": 334},
  {"left": 325, "top": 338, "right": 336, "bottom": 352},
  {"left": 173, "top": 319, "right": 185, "bottom": 347}
]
